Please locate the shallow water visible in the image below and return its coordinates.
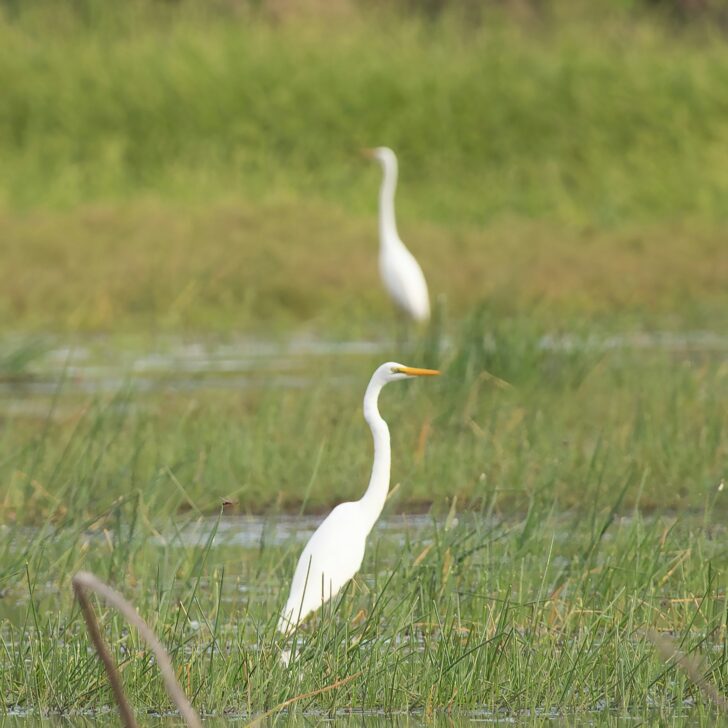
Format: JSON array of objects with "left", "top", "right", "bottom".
[
  {"left": 1, "top": 708, "right": 723, "bottom": 726},
  {"left": 1, "top": 330, "right": 726, "bottom": 403},
  {"left": 0, "top": 335, "right": 383, "bottom": 399},
  {"left": 164, "top": 513, "right": 438, "bottom": 550}
]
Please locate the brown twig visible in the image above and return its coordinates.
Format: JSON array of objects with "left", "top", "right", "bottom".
[
  {"left": 245, "top": 670, "right": 363, "bottom": 728},
  {"left": 73, "top": 573, "right": 137, "bottom": 728},
  {"left": 646, "top": 629, "right": 728, "bottom": 712},
  {"left": 72, "top": 571, "right": 202, "bottom": 728}
]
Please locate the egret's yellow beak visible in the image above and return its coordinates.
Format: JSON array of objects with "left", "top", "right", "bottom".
[
  {"left": 394, "top": 366, "right": 440, "bottom": 376},
  {"left": 360, "top": 147, "right": 376, "bottom": 159}
]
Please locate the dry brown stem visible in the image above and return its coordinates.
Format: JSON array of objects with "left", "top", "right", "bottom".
[
  {"left": 647, "top": 629, "right": 728, "bottom": 712},
  {"left": 72, "top": 571, "right": 202, "bottom": 728}
]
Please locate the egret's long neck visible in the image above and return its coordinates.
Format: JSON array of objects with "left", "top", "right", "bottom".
[
  {"left": 359, "top": 377, "right": 391, "bottom": 534},
  {"left": 378, "top": 157, "right": 399, "bottom": 245}
]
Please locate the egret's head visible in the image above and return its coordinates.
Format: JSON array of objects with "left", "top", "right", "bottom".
[
  {"left": 379, "top": 361, "right": 440, "bottom": 383},
  {"left": 361, "top": 146, "right": 397, "bottom": 168}
]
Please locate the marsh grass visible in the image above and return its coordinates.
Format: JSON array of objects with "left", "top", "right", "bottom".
[
  {"left": 0, "top": 319, "right": 726, "bottom": 718},
  {"left": 0, "top": 319, "right": 725, "bottom": 524},
  {"left": 1, "top": 486, "right": 727, "bottom": 718},
  {"left": 0, "top": 338, "right": 48, "bottom": 380}
]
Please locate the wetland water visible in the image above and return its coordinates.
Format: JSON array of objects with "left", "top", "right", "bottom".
[
  {"left": 1, "top": 330, "right": 726, "bottom": 402},
  {"left": 2, "top": 712, "right": 725, "bottom": 727}
]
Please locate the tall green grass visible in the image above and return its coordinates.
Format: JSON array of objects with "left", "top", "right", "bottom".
[
  {"left": 2, "top": 2, "right": 728, "bottom": 227},
  {"left": 1, "top": 466, "right": 726, "bottom": 716}
]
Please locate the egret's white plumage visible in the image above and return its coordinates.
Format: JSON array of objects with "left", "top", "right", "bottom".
[
  {"left": 364, "top": 147, "right": 431, "bottom": 323},
  {"left": 278, "top": 362, "right": 439, "bottom": 634}
]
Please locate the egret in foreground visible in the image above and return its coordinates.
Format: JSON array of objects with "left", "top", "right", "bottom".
[
  {"left": 362, "top": 147, "right": 431, "bottom": 323},
  {"left": 278, "top": 362, "right": 439, "bottom": 634}
]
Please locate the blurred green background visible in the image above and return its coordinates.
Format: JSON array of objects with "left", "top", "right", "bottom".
[{"left": 1, "top": 0, "right": 727, "bottom": 333}]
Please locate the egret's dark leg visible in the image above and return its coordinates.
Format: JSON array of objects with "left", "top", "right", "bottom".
[{"left": 393, "top": 309, "right": 412, "bottom": 355}]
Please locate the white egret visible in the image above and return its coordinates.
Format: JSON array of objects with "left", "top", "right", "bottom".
[
  {"left": 278, "top": 361, "right": 439, "bottom": 634},
  {"left": 362, "top": 147, "right": 431, "bottom": 323}
]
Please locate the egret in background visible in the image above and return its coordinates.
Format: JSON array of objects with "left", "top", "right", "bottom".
[
  {"left": 362, "top": 147, "right": 431, "bottom": 324},
  {"left": 278, "top": 362, "right": 439, "bottom": 634}
]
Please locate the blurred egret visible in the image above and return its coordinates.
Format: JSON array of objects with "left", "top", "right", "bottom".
[
  {"left": 278, "top": 362, "right": 439, "bottom": 634},
  {"left": 362, "top": 147, "right": 431, "bottom": 323}
]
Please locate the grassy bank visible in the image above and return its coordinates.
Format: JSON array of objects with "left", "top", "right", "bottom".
[{"left": 2, "top": 203, "right": 727, "bottom": 333}]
